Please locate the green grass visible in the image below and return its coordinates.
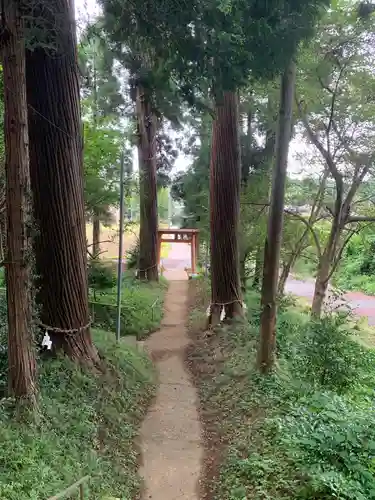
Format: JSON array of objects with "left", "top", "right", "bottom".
[
  {"left": 90, "top": 273, "right": 168, "bottom": 339},
  {"left": 0, "top": 269, "right": 167, "bottom": 498},
  {"left": 0, "top": 329, "right": 156, "bottom": 500},
  {"left": 335, "top": 271, "right": 375, "bottom": 296},
  {"left": 188, "top": 281, "right": 375, "bottom": 500}
]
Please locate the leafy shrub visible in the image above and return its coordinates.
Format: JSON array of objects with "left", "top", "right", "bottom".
[
  {"left": 278, "top": 293, "right": 298, "bottom": 310},
  {"left": 88, "top": 259, "right": 116, "bottom": 298},
  {"left": 293, "top": 314, "right": 363, "bottom": 393},
  {"left": 335, "top": 232, "right": 375, "bottom": 295},
  {"left": 126, "top": 240, "right": 139, "bottom": 270},
  {"left": 276, "top": 306, "right": 308, "bottom": 357},
  {"left": 277, "top": 392, "right": 375, "bottom": 499},
  {"left": 190, "top": 283, "right": 375, "bottom": 500}
]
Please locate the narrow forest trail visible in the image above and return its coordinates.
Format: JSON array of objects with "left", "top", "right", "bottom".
[{"left": 139, "top": 265, "right": 202, "bottom": 499}]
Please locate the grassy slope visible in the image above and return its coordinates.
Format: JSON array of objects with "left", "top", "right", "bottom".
[
  {"left": 91, "top": 275, "right": 168, "bottom": 339},
  {"left": 0, "top": 274, "right": 169, "bottom": 499},
  {"left": 0, "top": 330, "right": 156, "bottom": 500},
  {"left": 187, "top": 280, "right": 375, "bottom": 500}
]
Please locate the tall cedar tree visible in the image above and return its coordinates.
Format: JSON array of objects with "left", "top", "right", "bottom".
[
  {"left": 258, "top": 61, "right": 296, "bottom": 372},
  {"left": 209, "top": 92, "right": 242, "bottom": 323},
  {"left": 2, "top": 0, "right": 36, "bottom": 402},
  {"left": 25, "top": 0, "right": 98, "bottom": 364},
  {"left": 136, "top": 83, "right": 159, "bottom": 281}
]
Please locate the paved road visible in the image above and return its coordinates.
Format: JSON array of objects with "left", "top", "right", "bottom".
[{"left": 286, "top": 277, "right": 375, "bottom": 326}]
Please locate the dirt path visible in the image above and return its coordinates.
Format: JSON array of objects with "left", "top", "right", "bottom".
[{"left": 139, "top": 277, "right": 202, "bottom": 499}]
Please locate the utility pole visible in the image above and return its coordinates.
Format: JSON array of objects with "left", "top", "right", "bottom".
[{"left": 116, "top": 152, "right": 126, "bottom": 342}]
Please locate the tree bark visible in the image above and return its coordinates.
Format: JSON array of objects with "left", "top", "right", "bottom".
[
  {"left": 258, "top": 60, "right": 296, "bottom": 373},
  {"left": 25, "top": 0, "right": 98, "bottom": 364},
  {"left": 92, "top": 211, "right": 100, "bottom": 258},
  {"left": 136, "top": 84, "right": 158, "bottom": 281},
  {"left": 311, "top": 263, "right": 329, "bottom": 316},
  {"left": 2, "top": 0, "right": 36, "bottom": 403},
  {"left": 209, "top": 92, "right": 243, "bottom": 325},
  {"left": 311, "top": 221, "right": 341, "bottom": 317},
  {"left": 278, "top": 261, "right": 290, "bottom": 295}
]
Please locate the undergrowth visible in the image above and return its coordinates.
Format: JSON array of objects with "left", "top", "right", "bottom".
[
  {"left": 89, "top": 265, "right": 168, "bottom": 339},
  {"left": 333, "top": 232, "right": 375, "bottom": 295},
  {"left": 0, "top": 329, "right": 156, "bottom": 500},
  {"left": 188, "top": 279, "right": 375, "bottom": 500},
  {"left": 0, "top": 265, "right": 165, "bottom": 497}
]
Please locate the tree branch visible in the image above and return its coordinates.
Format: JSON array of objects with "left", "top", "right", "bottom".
[
  {"left": 296, "top": 97, "right": 343, "bottom": 188},
  {"left": 284, "top": 209, "right": 322, "bottom": 258},
  {"left": 86, "top": 239, "right": 114, "bottom": 249},
  {"left": 345, "top": 215, "right": 375, "bottom": 224},
  {"left": 342, "top": 165, "right": 370, "bottom": 221},
  {"left": 318, "top": 61, "right": 347, "bottom": 155}
]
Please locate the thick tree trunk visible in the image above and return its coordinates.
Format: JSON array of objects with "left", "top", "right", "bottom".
[
  {"left": 92, "top": 211, "right": 100, "bottom": 258},
  {"left": 2, "top": 1, "right": 36, "bottom": 403},
  {"left": 25, "top": 0, "right": 98, "bottom": 364},
  {"left": 311, "top": 263, "right": 329, "bottom": 317},
  {"left": 136, "top": 84, "right": 158, "bottom": 281},
  {"left": 258, "top": 61, "right": 296, "bottom": 373},
  {"left": 311, "top": 230, "right": 338, "bottom": 317},
  {"left": 311, "top": 205, "right": 343, "bottom": 317},
  {"left": 209, "top": 92, "right": 243, "bottom": 325}
]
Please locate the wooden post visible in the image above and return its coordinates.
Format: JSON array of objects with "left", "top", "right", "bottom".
[
  {"left": 195, "top": 232, "right": 199, "bottom": 266},
  {"left": 157, "top": 231, "right": 162, "bottom": 268},
  {"left": 191, "top": 235, "right": 196, "bottom": 274}
]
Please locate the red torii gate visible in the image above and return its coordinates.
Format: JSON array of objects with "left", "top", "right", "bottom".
[{"left": 157, "top": 228, "right": 200, "bottom": 274}]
